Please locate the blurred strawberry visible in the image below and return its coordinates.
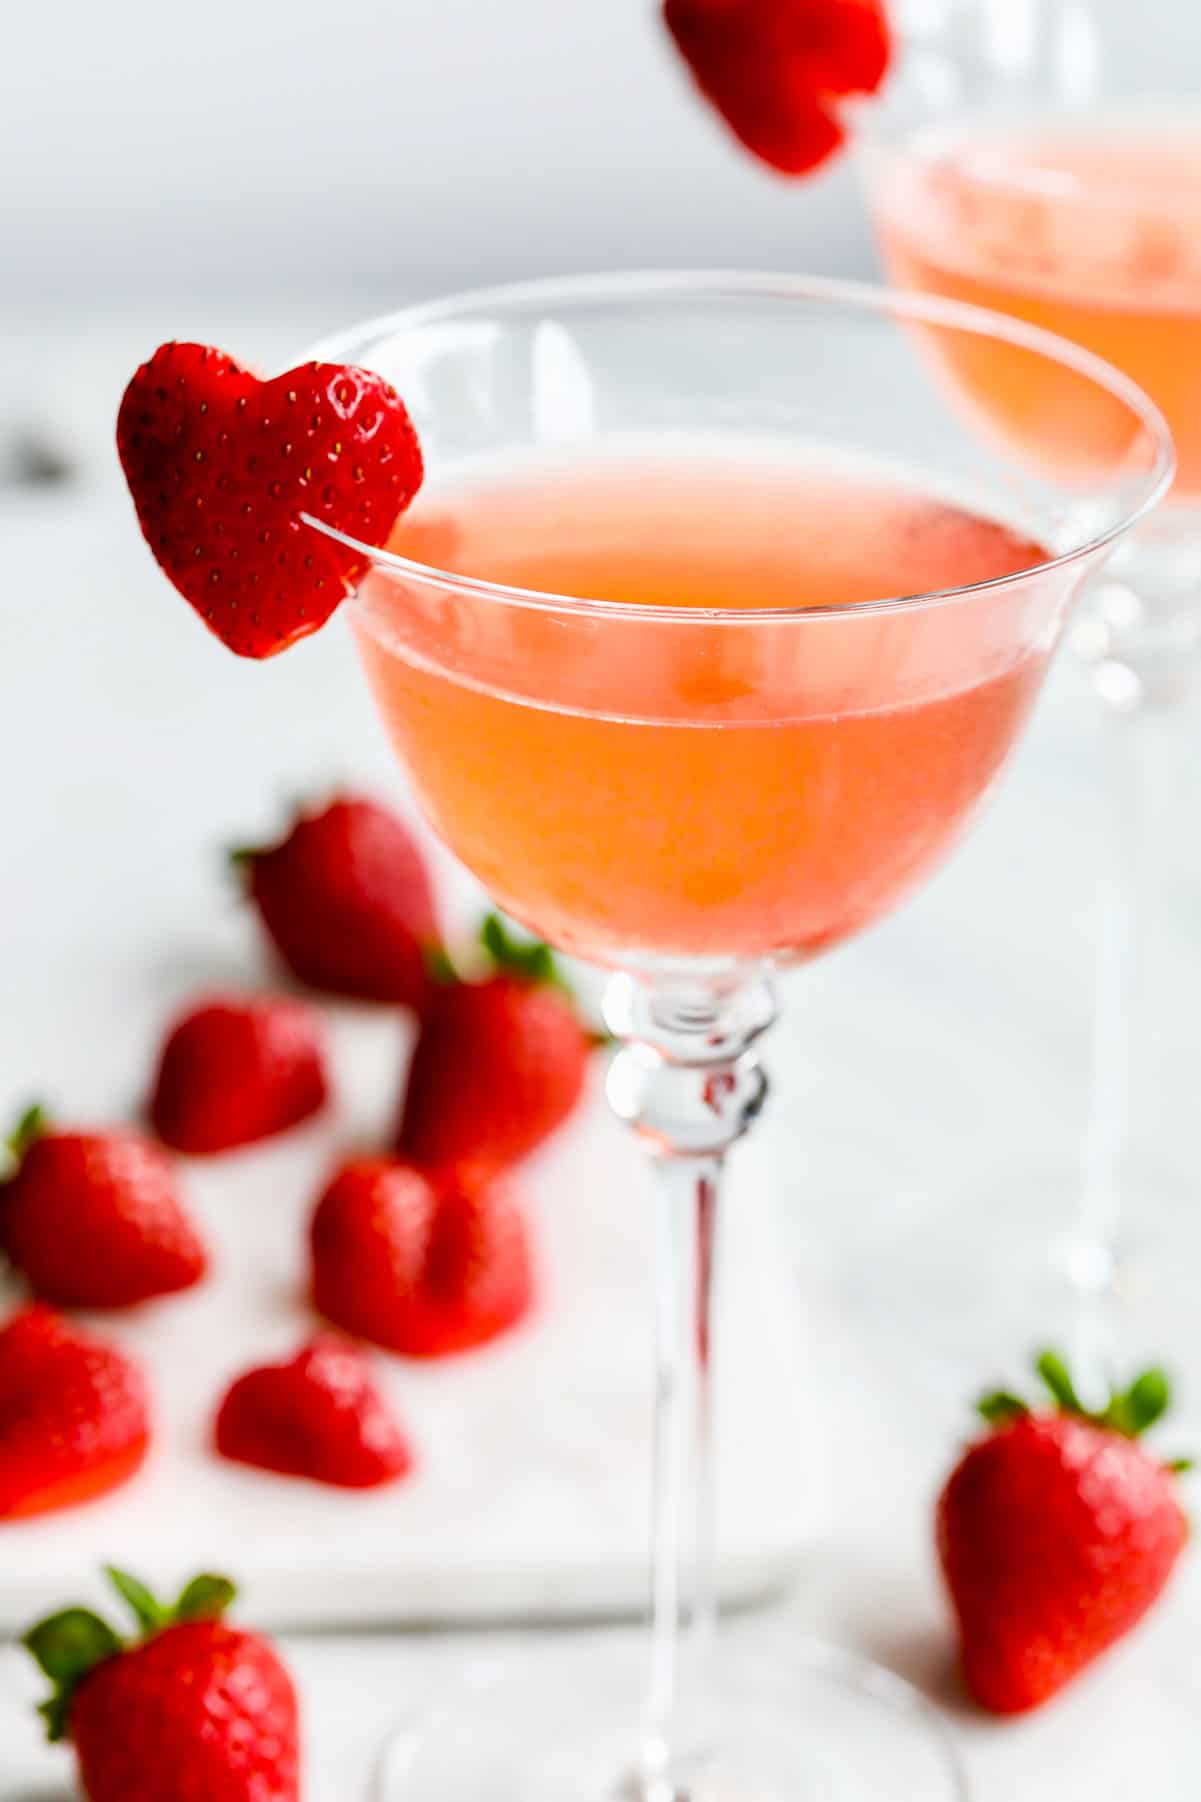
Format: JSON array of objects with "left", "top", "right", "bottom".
[
  {"left": 663, "top": 0, "right": 892, "bottom": 175},
  {"left": 0, "top": 1307, "right": 151, "bottom": 1519},
  {"left": 233, "top": 792, "right": 440, "bottom": 1007},
  {"left": 938, "top": 1350, "right": 1190, "bottom": 1714},
  {"left": 311, "top": 1158, "right": 534, "bottom": 1357},
  {"left": 0, "top": 1104, "right": 207, "bottom": 1308},
  {"left": 117, "top": 341, "right": 422, "bottom": 658},
  {"left": 396, "top": 914, "right": 590, "bottom": 1180},
  {"left": 25, "top": 1566, "right": 299, "bottom": 1801},
  {"left": 150, "top": 994, "right": 328, "bottom": 1155},
  {"left": 216, "top": 1334, "right": 413, "bottom": 1488}
]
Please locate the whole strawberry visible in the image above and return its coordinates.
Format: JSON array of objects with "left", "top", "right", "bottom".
[
  {"left": 234, "top": 793, "right": 440, "bottom": 1007},
  {"left": 216, "top": 1335, "right": 414, "bottom": 1488},
  {"left": 25, "top": 1567, "right": 299, "bottom": 1802},
  {"left": 938, "top": 1350, "right": 1189, "bottom": 1714},
  {"left": 311, "top": 1158, "right": 535, "bottom": 1357},
  {"left": 0, "top": 1307, "right": 151, "bottom": 1519},
  {"left": 117, "top": 341, "right": 423, "bottom": 658},
  {"left": 397, "top": 914, "right": 590, "bottom": 1180},
  {"left": 150, "top": 994, "right": 329, "bottom": 1155},
  {"left": 663, "top": 0, "right": 892, "bottom": 176},
  {"left": 0, "top": 1105, "right": 207, "bottom": 1308}
]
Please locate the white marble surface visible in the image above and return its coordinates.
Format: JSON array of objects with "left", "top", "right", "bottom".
[{"left": 3, "top": 307, "right": 1201, "bottom": 1797}]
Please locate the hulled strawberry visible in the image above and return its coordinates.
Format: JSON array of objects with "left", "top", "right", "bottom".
[
  {"left": 663, "top": 0, "right": 892, "bottom": 175},
  {"left": 233, "top": 792, "right": 440, "bottom": 1007},
  {"left": 25, "top": 1567, "right": 300, "bottom": 1802},
  {"left": 150, "top": 994, "right": 329, "bottom": 1155},
  {"left": 0, "top": 1105, "right": 207, "bottom": 1308},
  {"left": 310, "top": 1158, "right": 535, "bottom": 1357},
  {"left": 216, "top": 1335, "right": 414, "bottom": 1488},
  {"left": 397, "top": 914, "right": 590, "bottom": 1180},
  {"left": 0, "top": 1308, "right": 151, "bottom": 1520},
  {"left": 117, "top": 341, "right": 423, "bottom": 657},
  {"left": 938, "top": 1350, "right": 1190, "bottom": 1714}
]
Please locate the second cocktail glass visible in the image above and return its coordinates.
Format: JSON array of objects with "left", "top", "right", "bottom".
[
  {"left": 305, "top": 273, "right": 1171, "bottom": 1802},
  {"left": 861, "top": 0, "right": 1201, "bottom": 1360}
]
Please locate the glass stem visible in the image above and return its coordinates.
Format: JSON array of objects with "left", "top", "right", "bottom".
[
  {"left": 642, "top": 1154, "right": 722, "bottom": 1790},
  {"left": 691, "top": 1165, "right": 720, "bottom": 1677},
  {"left": 604, "top": 970, "right": 776, "bottom": 1800},
  {"left": 1073, "top": 695, "right": 1172, "bottom": 1387}
]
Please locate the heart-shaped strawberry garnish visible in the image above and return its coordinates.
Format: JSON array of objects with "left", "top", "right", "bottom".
[
  {"left": 117, "top": 342, "right": 423, "bottom": 659},
  {"left": 663, "top": 0, "right": 893, "bottom": 176}
]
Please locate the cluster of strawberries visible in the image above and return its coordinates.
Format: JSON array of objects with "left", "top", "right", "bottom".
[{"left": 0, "top": 794, "right": 594, "bottom": 1515}]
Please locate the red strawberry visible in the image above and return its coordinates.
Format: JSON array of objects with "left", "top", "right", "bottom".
[
  {"left": 0, "top": 1105, "right": 207, "bottom": 1308},
  {"left": 150, "top": 994, "right": 329, "bottom": 1155},
  {"left": 938, "top": 1351, "right": 1189, "bottom": 1714},
  {"left": 397, "top": 914, "right": 590, "bottom": 1179},
  {"left": 0, "top": 1308, "right": 151, "bottom": 1520},
  {"left": 25, "top": 1567, "right": 299, "bottom": 1802},
  {"left": 234, "top": 793, "right": 440, "bottom": 1007},
  {"left": 216, "top": 1335, "right": 413, "bottom": 1488},
  {"left": 663, "top": 0, "right": 892, "bottom": 175},
  {"left": 311, "top": 1158, "right": 534, "bottom": 1357},
  {"left": 117, "top": 341, "right": 423, "bottom": 658}
]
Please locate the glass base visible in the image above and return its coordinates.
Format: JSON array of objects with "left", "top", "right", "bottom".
[{"left": 373, "top": 1635, "right": 969, "bottom": 1802}]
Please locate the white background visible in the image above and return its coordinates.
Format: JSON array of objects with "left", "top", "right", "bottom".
[
  {"left": 5, "top": 0, "right": 1200, "bottom": 309},
  {"left": 2, "top": 0, "right": 873, "bottom": 306}
]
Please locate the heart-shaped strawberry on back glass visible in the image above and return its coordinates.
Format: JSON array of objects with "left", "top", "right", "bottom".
[{"left": 663, "top": 0, "right": 893, "bottom": 175}]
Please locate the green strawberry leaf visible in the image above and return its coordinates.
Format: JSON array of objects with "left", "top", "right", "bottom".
[
  {"left": 479, "top": 913, "right": 568, "bottom": 993},
  {"left": 6, "top": 1102, "right": 48, "bottom": 1160},
  {"left": 24, "top": 1608, "right": 121, "bottom": 1684},
  {"left": 1122, "top": 1368, "right": 1172, "bottom": 1435},
  {"left": 227, "top": 844, "right": 259, "bottom": 880},
  {"left": 1167, "top": 1457, "right": 1195, "bottom": 1475},
  {"left": 424, "top": 944, "right": 461, "bottom": 986},
  {"left": 24, "top": 1608, "right": 123, "bottom": 1743},
  {"left": 105, "top": 1567, "right": 167, "bottom": 1636},
  {"left": 1036, "top": 1349, "right": 1086, "bottom": 1416},
  {"left": 977, "top": 1390, "right": 1030, "bottom": 1427},
  {"left": 175, "top": 1574, "right": 237, "bottom": 1622}
]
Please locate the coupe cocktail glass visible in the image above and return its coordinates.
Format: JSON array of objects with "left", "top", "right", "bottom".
[
  {"left": 862, "top": 0, "right": 1201, "bottom": 1361},
  {"left": 306, "top": 273, "right": 1170, "bottom": 1802}
]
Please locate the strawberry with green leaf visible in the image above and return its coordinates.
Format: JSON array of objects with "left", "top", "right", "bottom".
[
  {"left": 25, "top": 1566, "right": 300, "bottom": 1801},
  {"left": 0, "top": 1104, "right": 207, "bottom": 1308},
  {"left": 938, "top": 1349, "right": 1190, "bottom": 1714},
  {"left": 397, "top": 913, "right": 591, "bottom": 1180}
]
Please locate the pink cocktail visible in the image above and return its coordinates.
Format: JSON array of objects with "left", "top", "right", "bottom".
[{"left": 359, "top": 444, "right": 1049, "bottom": 962}]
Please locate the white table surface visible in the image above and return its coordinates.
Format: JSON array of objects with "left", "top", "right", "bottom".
[{"left": 3, "top": 304, "right": 1201, "bottom": 1799}]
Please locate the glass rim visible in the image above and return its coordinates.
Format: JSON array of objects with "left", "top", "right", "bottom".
[
  {"left": 302, "top": 269, "right": 1175, "bottom": 625},
  {"left": 866, "top": 106, "right": 1201, "bottom": 215}
]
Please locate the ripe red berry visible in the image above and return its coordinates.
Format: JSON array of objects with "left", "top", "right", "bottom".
[
  {"left": 216, "top": 1335, "right": 414, "bottom": 1488},
  {"left": 150, "top": 994, "right": 329, "bottom": 1155},
  {"left": 397, "top": 915, "right": 590, "bottom": 1181},
  {"left": 25, "top": 1568, "right": 300, "bottom": 1802},
  {"left": 0, "top": 1307, "right": 151, "bottom": 1520},
  {"left": 0, "top": 1104, "right": 207, "bottom": 1308},
  {"left": 117, "top": 342, "right": 423, "bottom": 658},
  {"left": 234, "top": 793, "right": 440, "bottom": 1007},
  {"left": 310, "top": 1158, "right": 535, "bottom": 1358},
  {"left": 938, "top": 1351, "right": 1189, "bottom": 1713},
  {"left": 663, "top": 0, "right": 892, "bottom": 175}
]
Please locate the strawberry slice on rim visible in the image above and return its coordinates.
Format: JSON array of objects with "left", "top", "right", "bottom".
[
  {"left": 117, "top": 342, "right": 423, "bottom": 658},
  {"left": 663, "top": 0, "right": 893, "bottom": 176}
]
